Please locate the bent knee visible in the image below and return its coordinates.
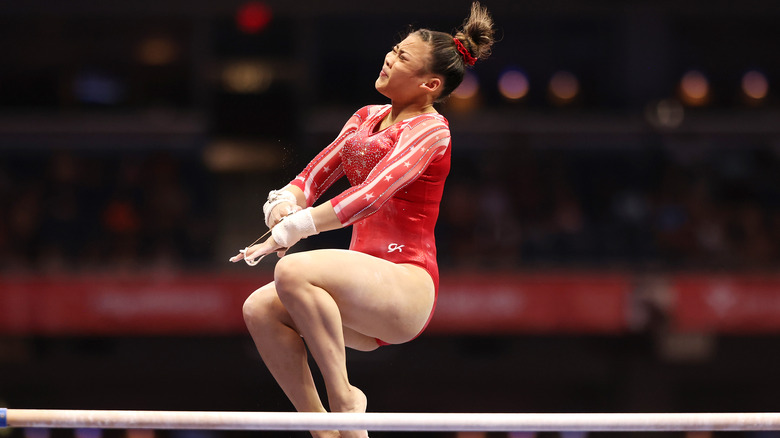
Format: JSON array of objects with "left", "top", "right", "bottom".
[
  {"left": 242, "top": 285, "right": 278, "bottom": 325},
  {"left": 273, "top": 253, "right": 312, "bottom": 293}
]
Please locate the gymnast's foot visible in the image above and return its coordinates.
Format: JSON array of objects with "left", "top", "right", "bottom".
[{"left": 332, "top": 385, "right": 368, "bottom": 438}]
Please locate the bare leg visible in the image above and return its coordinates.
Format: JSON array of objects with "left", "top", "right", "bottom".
[
  {"left": 246, "top": 249, "right": 435, "bottom": 438},
  {"left": 243, "top": 284, "right": 339, "bottom": 438},
  {"left": 274, "top": 260, "right": 368, "bottom": 438},
  {"left": 272, "top": 250, "right": 435, "bottom": 438}
]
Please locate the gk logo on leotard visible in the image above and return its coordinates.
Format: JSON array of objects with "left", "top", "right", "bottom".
[{"left": 388, "top": 243, "right": 404, "bottom": 253}]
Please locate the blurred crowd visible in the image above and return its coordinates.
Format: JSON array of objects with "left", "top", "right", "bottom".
[
  {"left": 0, "top": 151, "right": 216, "bottom": 274},
  {"left": 2, "top": 137, "right": 780, "bottom": 274},
  {"left": 437, "top": 137, "right": 780, "bottom": 271}
]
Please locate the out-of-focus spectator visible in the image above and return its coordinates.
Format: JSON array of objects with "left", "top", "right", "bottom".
[
  {"left": 0, "top": 150, "right": 217, "bottom": 274},
  {"left": 438, "top": 141, "right": 780, "bottom": 271},
  {"left": 3, "top": 139, "right": 780, "bottom": 273}
]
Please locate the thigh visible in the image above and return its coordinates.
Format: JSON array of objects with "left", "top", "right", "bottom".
[
  {"left": 248, "top": 281, "right": 388, "bottom": 351},
  {"left": 275, "top": 249, "right": 435, "bottom": 345},
  {"left": 343, "top": 326, "right": 382, "bottom": 352}
]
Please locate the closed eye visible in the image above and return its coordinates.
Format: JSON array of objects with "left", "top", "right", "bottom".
[{"left": 392, "top": 45, "right": 409, "bottom": 61}]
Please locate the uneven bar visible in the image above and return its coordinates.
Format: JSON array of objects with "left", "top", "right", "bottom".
[{"left": 4, "top": 410, "right": 780, "bottom": 432}]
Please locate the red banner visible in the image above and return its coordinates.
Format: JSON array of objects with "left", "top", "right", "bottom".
[
  {"left": 0, "top": 272, "right": 632, "bottom": 336},
  {"left": 429, "top": 273, "right": 631, "bottom": 334},
  {"left": 671, "top": 274, "right": 780, "bottom": 333},
  {"left": 0, "top": 274, "right": 272, "bottom": 335}
]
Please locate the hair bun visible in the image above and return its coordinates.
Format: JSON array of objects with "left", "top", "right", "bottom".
[{"left": 454, "top": 2, "right": 495, "bottom": 62}]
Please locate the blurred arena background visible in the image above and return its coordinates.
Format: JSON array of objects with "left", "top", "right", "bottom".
[{"left": 1, "top": 1, "right": 780, "bottom": 437}]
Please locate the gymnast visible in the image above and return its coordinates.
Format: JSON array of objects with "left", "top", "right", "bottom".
[{"left": 231, "top": 4, "right": 494, "bottom": 437}]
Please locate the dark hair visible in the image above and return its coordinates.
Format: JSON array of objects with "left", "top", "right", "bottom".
[{"left": 413, "top": 2, "right": 495, "bottom": 102}]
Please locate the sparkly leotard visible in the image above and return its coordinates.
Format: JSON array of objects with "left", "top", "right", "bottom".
[{"left": 289, "top": 104, "right": 451, "bottom": 296}]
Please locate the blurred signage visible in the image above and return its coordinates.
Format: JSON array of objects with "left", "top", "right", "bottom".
[
  {"left": 671, "top": 274, "right": 780, "bottom": 333},
  {"left": 0, "top": 272, "right": 631, "bottom": 335},
  {"left": 430, "top": 273, "right": 630, "bottom": 334},
  {"left": 0, "top": 275, "right": 269, "bottom": 335}
]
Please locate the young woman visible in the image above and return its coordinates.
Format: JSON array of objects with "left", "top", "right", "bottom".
[{"left": 231, "top": 4, "right": 494, "bottom": 437}]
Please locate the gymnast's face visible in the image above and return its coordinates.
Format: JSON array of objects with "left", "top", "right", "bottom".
[{"left": 375, "top": 34, "right": 436, "bottom": 101}]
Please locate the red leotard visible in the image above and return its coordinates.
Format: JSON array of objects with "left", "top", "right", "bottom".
[{"left": 289, "top": 104, "right": 451, "bottom": 336}]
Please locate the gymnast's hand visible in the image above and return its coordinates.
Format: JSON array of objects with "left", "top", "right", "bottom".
[
  {"left": 229, "top": 235, "right": 288, "bottom": 266},
  {"left": 231, "top": 206, "right": 320, "bottom": 266},
  {"left": 267, "top": 202, "right": 300, "bottom": 229}
]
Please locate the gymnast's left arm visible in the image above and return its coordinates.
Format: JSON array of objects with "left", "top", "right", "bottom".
[
  {"left": 233, "top": 117, "right": 449, "bottom": 263},
  {"left": 265, "top": 117, "right": 451, "bottom": 251},
  {"left": 329, "top": 118, "right": 450, "bottom": 226}
]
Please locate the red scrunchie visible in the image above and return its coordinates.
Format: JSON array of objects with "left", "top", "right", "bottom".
[{"left": 453, "top": 38, "right": 477, "bottom": 66}]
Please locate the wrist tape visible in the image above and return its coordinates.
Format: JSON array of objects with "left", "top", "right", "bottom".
[
  {"left": 272, "top": 207, "right": 318, "bottom": 248},
  {"left": 263, "top": 189, "right": 297, "bottom": 228}
]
